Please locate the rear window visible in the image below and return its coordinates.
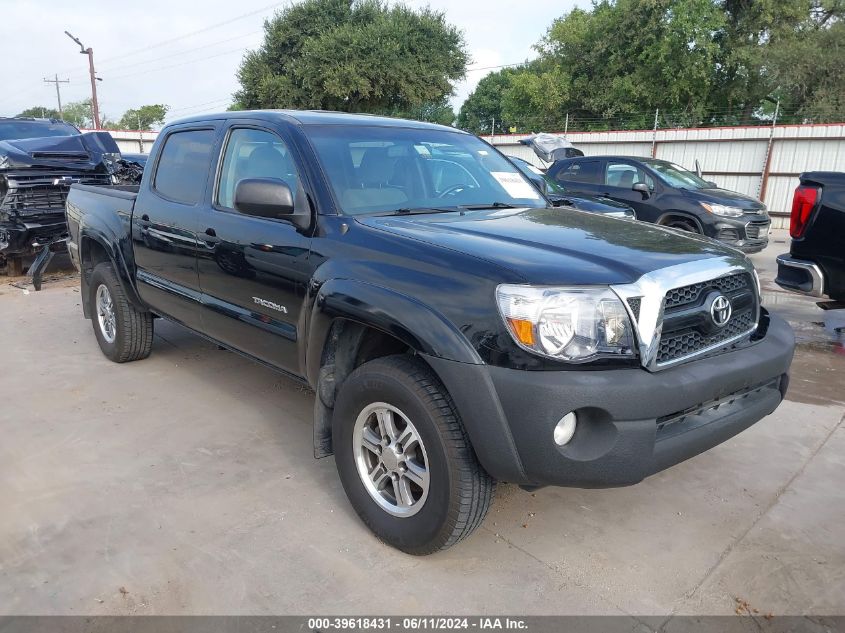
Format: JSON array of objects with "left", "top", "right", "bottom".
[
  {"left": 0, "top": 120, "right": 79, "bottom": 141},
  {"left": 555, "top": 160, "right": 602, "bottom": 184},
  {"left": 153, "top": 129, "right": 216, "bottom": 204}
]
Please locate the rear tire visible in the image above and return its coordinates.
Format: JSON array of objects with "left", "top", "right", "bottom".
[
  {"left": 332, "top": 354, "right": 494, "bottom": 555},
  {"left": 88, "top": 263, "right": 153, "bottom": 362}
]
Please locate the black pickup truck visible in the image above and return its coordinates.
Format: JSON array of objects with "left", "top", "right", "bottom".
[
  {"left": 66, "top": 111, "right": 794, "bottom": 554},
  {"left": 776, "top": 172, "right": 845, "bottom": 302}
]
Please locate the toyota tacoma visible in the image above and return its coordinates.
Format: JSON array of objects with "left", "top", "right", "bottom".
[{"left": 65, "top": 111, "right": 795, "bottom": 554}]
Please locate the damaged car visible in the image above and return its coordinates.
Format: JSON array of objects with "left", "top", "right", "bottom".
[{"left": 0, "top": 117, "right": 125, "bottom": 276}]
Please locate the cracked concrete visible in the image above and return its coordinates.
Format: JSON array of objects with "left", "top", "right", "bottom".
[{"left": 0, "top": 231, "right": 842, "bottom": 618}]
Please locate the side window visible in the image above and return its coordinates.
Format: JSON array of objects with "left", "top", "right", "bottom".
[
  {"left": 605, "top": 162, "right": 654, "bottom": 189},
  {"left": 217, "top": 128, "right": 300, "bottom": 210},
  {"left": 557, "top": 160, "right": 601, "bottom": 184},
  {"left": 153, "top": 129, "right": 216, "bottom": 204}
]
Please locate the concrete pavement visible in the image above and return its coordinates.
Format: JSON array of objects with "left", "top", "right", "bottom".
[{"left": 0, "top": 232, "right": 842, "bottom": 618}]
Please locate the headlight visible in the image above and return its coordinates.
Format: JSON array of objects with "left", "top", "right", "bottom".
[
  {"left": 496, "top": 285, "right": 635, "bottom": 361},
  {"left": 701, "top": 202, "right": 744, "bottom": 217}
]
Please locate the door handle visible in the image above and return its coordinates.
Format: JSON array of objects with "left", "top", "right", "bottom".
[
  {"left": 203, "top": 227, "right": 220, "bottom": 245},
  {"left": 137, "top": 213, "right": 151, "bottom": 227}
]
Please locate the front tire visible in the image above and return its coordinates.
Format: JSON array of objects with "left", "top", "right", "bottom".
[
  {"left": 88, "top": 263, "right": 153, "bottom": 362},
  {"left": 332, "top": 355, "right": 494, "bottom": 555}
]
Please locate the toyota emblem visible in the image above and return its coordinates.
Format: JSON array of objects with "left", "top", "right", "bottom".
[{"left": 710, "top": 295, "right": 732, "bottom": 327}]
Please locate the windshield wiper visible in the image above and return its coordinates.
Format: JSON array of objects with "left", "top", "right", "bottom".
[
  {"left": 374, "top": 207, "right": 458, "bottom": 216},
  {"left": 459, "top": 202, "right": 518, "bottom": 210}
]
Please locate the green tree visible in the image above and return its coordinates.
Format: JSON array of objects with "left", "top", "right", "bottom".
[
  {"left": 15, "top": 106, "right": 61, "bottom": 119},
  {"left": 540, "top": 0, "right": 724, "bottom": 124},
  {"left": 114, "top": 104, "right": 169, "bottom": 130},
  {"left": 456, "top": 68, "right": 519, "bottom": 135},
  {"left": 61, "top": 100, "right": 95, "bottom": 128},
  {"left": 233, "top": 0, "right": 467, "bottom": 114}
]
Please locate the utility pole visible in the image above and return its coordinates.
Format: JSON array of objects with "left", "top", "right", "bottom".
[
  {"left": 64, "top": 30, "right": 101, "bottom": 129},
  {"left": 43, "top": 74, "right": 69, "bottom": 119},
  {"left": 651, "top": 108, "right": 660, "bottom": 157}
]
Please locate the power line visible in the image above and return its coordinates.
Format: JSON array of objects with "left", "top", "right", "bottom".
[
  {"left": 104, "top": 46, "right": 248, "bottom": 82},
  {"left": 85, "top": 1, "right": 284, "bottom": 68},
  {"left": 65, "top": 30, "right": 262, "bottom": 82}
]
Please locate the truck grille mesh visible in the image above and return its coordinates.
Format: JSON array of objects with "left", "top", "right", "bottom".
[
  {"left": 664, "top": 273, "right": 748, "bottom": 309},
  {"left": 657, "top": 310, "right": 754, "bottom": 364},
  {"left": 0, "top": 171, "right": 111, "bottom": 215},
  {"left": 657, "top": 272, "right": 756, "bottom": 365}
]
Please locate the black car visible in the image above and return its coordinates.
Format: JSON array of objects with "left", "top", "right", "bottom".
[
  {"left": 776, "top": 172, "right": 845, "bottom": 302},
  {"left": 548, "top": 156, "right": 771, "bottom": 252},
  {"left": 509, "top": 156, "right": 635, "bottom": 219}
]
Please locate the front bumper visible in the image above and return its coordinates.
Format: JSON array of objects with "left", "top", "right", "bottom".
[
  {"left": 424, "top": 312, "right": 794, "bottom": 488},
  {"left": 775, "top": 254, "right": 825, "bottom": 298},
  {"left": 709, "top": 215, "right": 770, "bottom": 253},
  {"left": 0, "top": 216, "right": 67, "bottom": 256}
]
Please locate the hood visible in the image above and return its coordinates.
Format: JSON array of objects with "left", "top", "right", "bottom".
[
  {"left": 358, "top": 207, "right": 739, "bottom": 286},
  {"left": 685, "top": 186, "right": 766, "bottom": 210},
  {"left": 0, "top": 131, "right": 119, "bottom": 171}
]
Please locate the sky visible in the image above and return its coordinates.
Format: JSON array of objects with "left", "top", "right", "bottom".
[{"left": 0, "top": 0, "right": 581, "bottom": 127}]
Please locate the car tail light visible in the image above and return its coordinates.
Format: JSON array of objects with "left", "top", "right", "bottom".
[{"left": 790, "top": 185, "right": 819, "bottom": 239}]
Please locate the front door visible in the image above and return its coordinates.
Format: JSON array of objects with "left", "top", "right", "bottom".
[
  {"left": 600, "top": 160, "right": 662, "bottom": 222},
  {"left": 196, "top": 124, "right": 313, "bottom": 375},
  {"left": 133, "top": 125, "right": 219, "bottom": 326}
]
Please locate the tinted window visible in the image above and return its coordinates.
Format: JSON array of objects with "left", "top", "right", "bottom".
[
  {"left": 217, "top": 128, "right": 300, "bottom": 209},
  {"left": 153, "top": 129, "right": 216, "bottom": 204},
  {"left": 556, "top": 160, "right": 602, "bottom": 184},
  {"left": 0, "top": 120, "right": 79, "bottom": 141},
  {"left": 307, "top": 126, "right": 544, "bottom": 216},
  {"left": 605, "top": 161, "right": 654, "bottom": 189}
]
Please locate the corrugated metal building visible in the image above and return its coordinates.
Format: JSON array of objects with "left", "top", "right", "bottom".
[{"left": 485, "top": 123, "right": 845, "bottom": 227}]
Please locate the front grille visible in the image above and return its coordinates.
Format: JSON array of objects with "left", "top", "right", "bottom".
[
  {"left": 664, "top": 272, "right": 748, "bottom": 309},
  {"left": 657, "top": 272, "right": 757, "bottom": 365},
  {"left": 0, "top": 171, "right": 111, "bottom": 215},
  {"left": 657, "top": 310, "right": 754, "bottom": 364}
]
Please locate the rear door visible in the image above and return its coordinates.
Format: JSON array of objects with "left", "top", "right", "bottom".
[
  {"left": 133, "top": 124, "right": 221, "bottom": 326},
  {"left": 195, "top": 121, "right": 314, "bottom": 375},
  {"left": 600, "top": 160, "right": 662, "bottom": 222},
  {"left": 551, "top": 158, "right": 605, "bottom": 196}
]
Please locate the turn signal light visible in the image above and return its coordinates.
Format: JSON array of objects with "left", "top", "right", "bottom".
[
  {"left": 507, "top": 318, "right": 535, "bottom": 346},
  {"left": 790, "top": 185, "right": 819, "bottom": 239}
]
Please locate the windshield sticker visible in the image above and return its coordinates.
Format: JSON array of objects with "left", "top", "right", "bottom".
[{"left": 491, "top": 171, "right": 541, "bottom": 199}]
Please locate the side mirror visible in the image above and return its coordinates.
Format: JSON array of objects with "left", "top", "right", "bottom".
[
  {"left": 706, "top": 180, "right": 718, "bottom": 187},
  {"left": 632, "top": 182, "right": 650, "bottom": 197},
  {"left": 234, "top": 178, "right": 294, "bottom": 219}
]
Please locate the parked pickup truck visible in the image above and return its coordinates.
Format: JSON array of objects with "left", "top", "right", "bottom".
[
  {"left": 776, "top": 172, "right": 845, "bottom": 302},
  {"left": 66, "top": 111, "right": 795, "bottom": 554}
]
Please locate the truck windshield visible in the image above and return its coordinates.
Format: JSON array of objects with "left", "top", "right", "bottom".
[
  {"left": 306, "top": 125, "right": 546, "bottom": 215},
  {"left": 647, "top": 161, "right": 712, "bottom": 190},
  {"left": 0, "top": 120, "right": 79, "bottom": 142}
]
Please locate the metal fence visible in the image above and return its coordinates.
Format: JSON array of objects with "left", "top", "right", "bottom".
[{"left": 484, "top": 122, "right": 845, "bottom": 228}]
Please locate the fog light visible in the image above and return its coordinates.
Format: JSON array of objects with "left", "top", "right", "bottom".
[{"left": 553, "top": 412, "right": 577, "bottom": 446}]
